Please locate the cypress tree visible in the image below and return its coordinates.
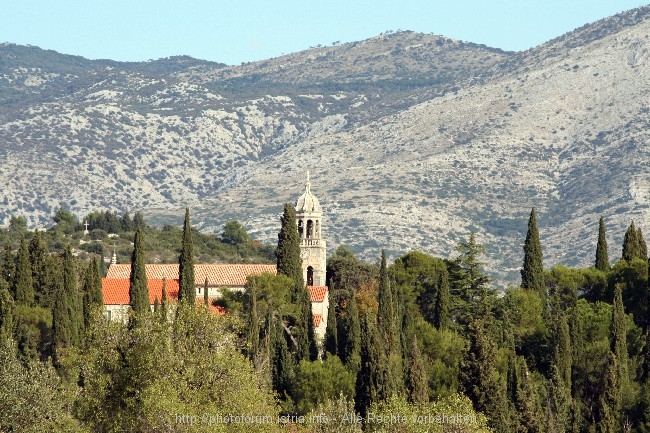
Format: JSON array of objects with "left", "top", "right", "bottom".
[
  {"left": 13, "top": 238, "right": 34, "bottom": 306},
  {"left": 611, "top": 283, "right": 628, "bottom": 386},
  {"left": 62, "top": 245, "right": 82, "bottom": 345},
  {"left": 622, "top": 221, "right": 641, "bottom": 262},
  {"left": 355, "top": 314, "right": 387, "bottom": 418},
  {"left": 598, "top": 352, "right": 621, "bottom": 433},
  {"left": 270, "top": 314, "right": 294, "bottom": 399},
  {"left": 1, "top": 242, "right": 14, "bottom": 286},
  {"left": 28, "top": 230, "right": 51, "bottom": 308},
  {"left": 246, "top": 279, "right": 260, "bottom": 364},
  {"left": 178, "top": 207, "right": 195, "bottom": 306},
  {"left": 129, "top": 227, "right": 149, "bottom": 315},
  {"left": 297, "top": 286, "right": 318, "bottom": 361},
  {"left": 90, "top": 257, "right": 103, "bottom": 305},
  {"left": 377, "top": 250, "right": 395, "bottom": 346},
  {"left": 203, "top": 277, "right": 209, "bottom": 306},
  {"left": 639, "top": 227, "right": 648, "bottom": 260},
  {"left": 0, "top": 281, "right": 13, "bottom": 341},
  {"left": 521, "top": 207, "right": 545, "bottom": 294},
  {"left": 276, "top": 203, "right": 303, "bottom": 298},
  {"left": 324, "top": 287, "right": 338, "bottom": 357},
  {"left": 595, "top": 216, "right": 610, "bottom": 271},
  {"left": 547, "top": 363, "right": 571, "bottom": 433},
  {"left": 433, "top": 266, "right": 450, "bottom": 330},
  {"left": 160, "top": 279, "right": 168, "bottom": 322},
  {"left": 340, "top": 287, "right": 361, "bottom": 372},
  {"left": 406, "top": 336, "right": 429, "bottom": 404}
]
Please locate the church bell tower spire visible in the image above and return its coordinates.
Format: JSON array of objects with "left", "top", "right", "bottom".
[{"left": 295, "top": 172, "right": 326, "bottom": 286}]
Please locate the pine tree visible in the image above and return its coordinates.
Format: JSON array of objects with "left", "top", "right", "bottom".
[
  {"left": 28, "top": 230, "right": 51, "bottom": 307},
  {"left": 595, "top": 216, "right": 610, "bottom": 271},
  {"left": 129, "top": 227, "right": 149, "bottom": 315},
  {"left": 276, "top": 203, "right": 304, "bottom": 298},
  {"left": 622, "top": 221, "right": 641, "bottom": 262},
  {"left": 433, "top": 266, "right": 450, "bottom": 330},
  {"left": 62, "top": 245, "right": 82, "bottom": 345},
  {"left": 324, "top": 287, "right": 338, "bottom": 357},
  {"left": 12, "top": 238, "right": 34, "bottom": 306},
  {"left": 406, "top": 336, "right": 428, "bottom": 404},
  {"left": 521, "top": 208, "right": 545, "bottom": 294},
  {"left": 178, "top": 208, "right": 195, "bottom": 306}
]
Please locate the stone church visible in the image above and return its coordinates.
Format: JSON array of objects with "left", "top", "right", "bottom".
[{"left": 102, "top": 174, "right": 330, "bottom": 340}]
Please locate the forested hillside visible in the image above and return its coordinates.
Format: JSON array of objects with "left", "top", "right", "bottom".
[{"left": 1, "top": 205, "right": 648, "bottom": 432}]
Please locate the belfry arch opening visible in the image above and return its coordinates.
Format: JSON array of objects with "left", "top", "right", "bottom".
[
  {"left": 298, "top": 220, "right": 304, "bottom": 237},
  {"left": 307, "top": 220, "right": 314, "bottom": 238},
  {"left": 307, "top": 266, "right": 314, "bottom": 286}
]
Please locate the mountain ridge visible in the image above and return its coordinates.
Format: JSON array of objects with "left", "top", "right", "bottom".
[{"left": 1, "top": 7, "right": 649, "bottom": 284}]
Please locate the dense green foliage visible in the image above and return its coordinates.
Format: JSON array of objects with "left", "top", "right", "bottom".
[{"left": 178, "top": 207, "right": 195, "bottom": 305}]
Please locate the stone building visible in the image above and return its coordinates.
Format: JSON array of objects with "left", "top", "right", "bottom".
[{"left": 102, "top": 173, "right": 330, "bottom": 340}]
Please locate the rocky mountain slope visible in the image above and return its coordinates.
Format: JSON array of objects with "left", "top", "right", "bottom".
[{"left": 1, "top": 7, "right": 649, "bottom": 284}]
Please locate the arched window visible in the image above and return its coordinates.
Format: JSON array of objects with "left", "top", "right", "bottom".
[
  {"left": 307, "top": 220, "right": 313, "bottom": 238},
  {"left": 307, "top": 266, "right": 314, "bottom": 286},
  {"left": 298, "top": 220, "right": 304, "bottom": 237},
  {"left": 315, "top": 220, "right": 320, "bottom": 237}
]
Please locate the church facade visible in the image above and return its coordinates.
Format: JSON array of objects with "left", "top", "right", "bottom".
[{"left": 102, "top": 173, "right": 330, "bottom": 340}]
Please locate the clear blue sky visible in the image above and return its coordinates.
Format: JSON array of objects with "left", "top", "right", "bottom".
[{"left": 1, "top": 1, "right": 648, "bottom": 65}]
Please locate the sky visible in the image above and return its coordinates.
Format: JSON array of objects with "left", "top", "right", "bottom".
[{"left": 1, "top": 1, "right": 648, "bottom": 66}]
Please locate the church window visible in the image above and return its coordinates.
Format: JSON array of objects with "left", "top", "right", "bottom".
[
  {"left": 298, "top": 220, "right": 304, "bottom": 237},
  {"left": 307, "top": 266, "right": 314, "bottom": 286},
  {"left": 307, "top": 220, "right": 313, "bottom": 238},
  {"left": 315, "top": 220, "right": 320, "bottom": 237}
]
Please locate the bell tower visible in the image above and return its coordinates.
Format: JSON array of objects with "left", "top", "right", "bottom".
[{"left": 295, "top": 172, "right": 326, "bottom": 286}]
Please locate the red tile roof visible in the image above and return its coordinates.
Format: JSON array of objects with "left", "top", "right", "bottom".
[
  {"left": 313, "top": 314, "right": 323, "bottom": 327},
  {"left": 309, "top": 286, "right": 328, "bottom": 302},
  {"left": 102, "top": 278, "right": 179, "bottom": 305},
  {"left": 106, "top": 264, "right": 277, "bottom": 287},
  {"left": 102, "top": 278, "right": 225, "bottom": 315}
]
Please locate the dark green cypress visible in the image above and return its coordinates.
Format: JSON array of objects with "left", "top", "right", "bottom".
[
  {"left": 433, "top": 266, "right": 450, "bottom": 330},
  {"left": 129, "top": 227, "right": 149, "bottom": 315},
  {"left": 324, "top": 287, "right": 338, "bottom": 357},
  {"left": 598, "top": 352, "right": 621, "bottom": 433},
  {"left": 270, "top": 314, "right": 294, "bottom": 399},
  {"left": 13, "top": 238, "right": 34, "bottom": 306},
  {"left": 178, "top": 207, "right": 195, "bottom": 306},
  {"left": 1, "top": 243, "right": 14, "bottom": 286},
  {"left": 406, "top": 336, "right": 428, "bottom": 404},
  {"left": 639, "top": 227, "right": 648, "bottom": 260},
  {"left": 276, "top": 203, "right": 303, "bottom": 299},
  {"left": 595, "top": 216, "right": 610, "bottom": 271},
  {"left": 611, "top": 283, "right": 628, "bottom": 386},
  {"left": 622, "top": 221, "right": 641, "bottom": 262},
  {"left": 296, "top": 286, "right": 318, "bottom": 361},
  {"left": 160, "top": 279, "right": 168, "bottom": 322},
  {"left": 51, "top": 273, "right": 70, "bottom": 364},
  {"left": 246, "top": 279, "right": 260, "bottom": 364},
  {"left": 0, "top": 282, "right": 13, "bottom": 341},
  {"left": 340, "top": 287, "right": 361, "bottom": 372},
  {"left": 521, "top": 207, "right": 545, "bottom": 294},
  {"left": 355, "top": 314, "right": 387, "bottom": 418},
  {"left": 377, "top": 250, "right": 395, "bottom": 347},
  {"left": 28, "top": 230, "right": 50, "bottom": 308},
  {"left": 203, "top": 277, "right": 209, "bottom": 306},
  {"left": 62, "top": 245, "right": 81, "bottom": 345},
  {"left": 91, "top": 257, "right": 103, "bottom": 305}
]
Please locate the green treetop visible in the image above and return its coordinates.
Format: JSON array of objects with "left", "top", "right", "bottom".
[
  {"left": 276, "top": 203, "right": 303, "bottom": 299},
  {"left": 622, "top": 221, "right": 642, "bottom": 262}
]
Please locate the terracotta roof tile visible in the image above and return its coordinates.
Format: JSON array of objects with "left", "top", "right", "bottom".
[
  {"left": 309, "top": 286, "right": 328, "bottom": 303},
  {"left": 313, "top": 314, "right": 323, "bottom": 327},
  {"left": 106, "top": 264, "right": 277, "bottom": 286},
  {"left": 102, "top": 278, "right": 180, "bottom": 305}
]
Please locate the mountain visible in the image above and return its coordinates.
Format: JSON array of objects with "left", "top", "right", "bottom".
[{"left": 1, "top": 7, "right": 649, "bottom": 284}]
